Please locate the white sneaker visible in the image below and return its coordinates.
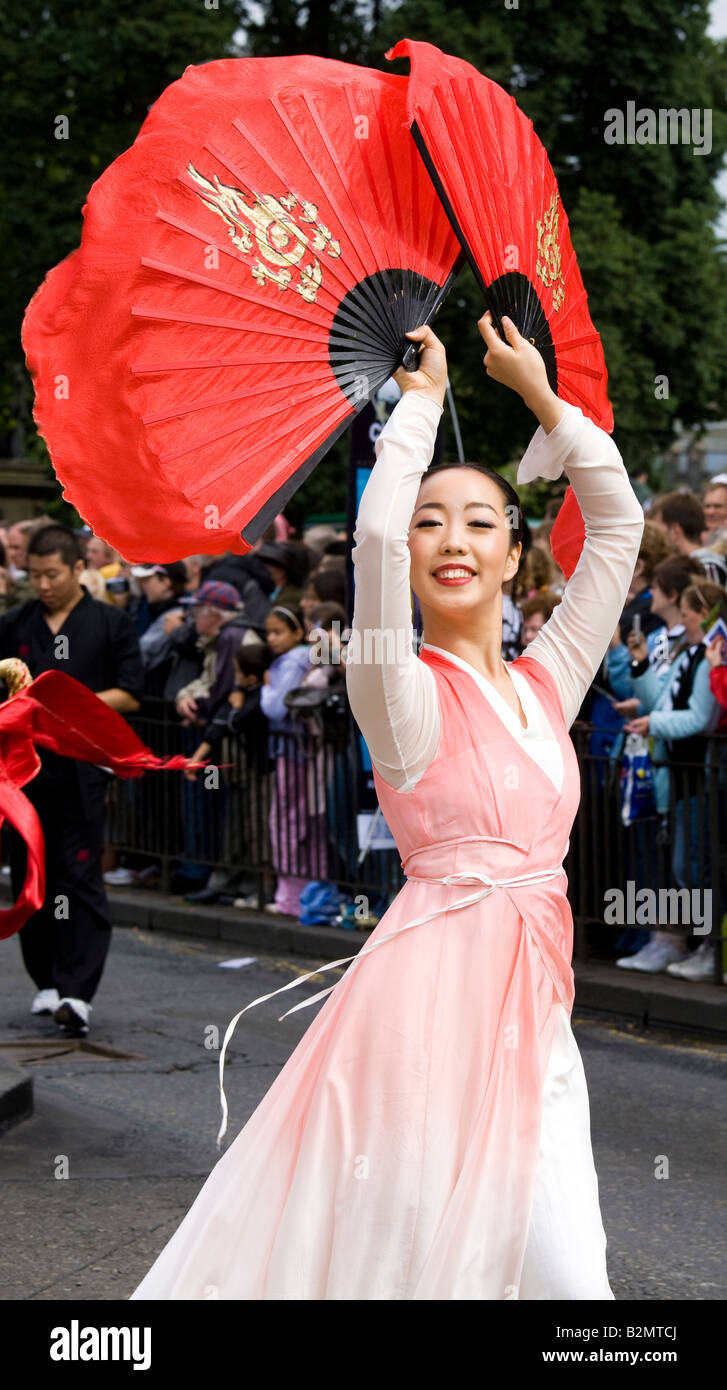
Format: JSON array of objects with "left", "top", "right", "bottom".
[
  {"left": 54, "top": 997, "right": 92, "bottom": 1034},
  {"left": 103, "top": 867, "right": 135, "bottom": 885},
  {"left": 667, "top": 942, "right": 717, "bottom": 982},
  {"left": 233, "top": 894, "right": 260, "bottom": 909},
  {"left": 616, "top": 940, "right": 652, "bottom": 969},
  {"left": 31, "top": 987, "right": 60, "bottom": 1015},
  {"left": 616, "top": 940, "right": 685, "bottom": 973}
]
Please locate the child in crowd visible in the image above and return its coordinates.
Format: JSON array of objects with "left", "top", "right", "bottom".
[
  {"left": 296, "top": 600, "right": 350, "bottom": 832},
  {"left": 183, "top": 640, "right": 273, "bottom": 904},
  {"left": 304, "top": 602, "right": 356, "bottom": 884},
  {"left": 261, "top": 604, "right": 328, "bottom": 917},
  {"left": 186, "top": 639, "right": 272, "bottom": 775}
]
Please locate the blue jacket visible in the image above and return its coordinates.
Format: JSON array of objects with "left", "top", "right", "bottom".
[
  {"left": 607, "top": 624, "right": 671, "bottom": 704},
  {"left": 632, "top": 648, "right": 720, "bottom": 812},
  {"left": 261, "top": 643, "right": 313, "bottom": 757}
]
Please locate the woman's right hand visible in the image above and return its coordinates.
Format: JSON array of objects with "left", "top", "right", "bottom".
[
  {"left": 626, "top": 629, "right": 648, "bottom": 662},
  {"left": 393, "top": 324, "right": 448, "bottom": 407}
]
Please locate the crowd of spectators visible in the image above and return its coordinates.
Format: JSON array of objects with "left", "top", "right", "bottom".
[
  {"left": 0, "top": 473, "right": 725, "bottom": 977},
  {"left": 501, "top": 478, "right": 727, "bottom": 982}
]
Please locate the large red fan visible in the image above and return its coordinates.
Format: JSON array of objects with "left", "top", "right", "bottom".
[
  {"left": 22, "top": 57, "right": 463, "bottom": 562},
  {"left": 388, "top": 38, "right": 613, "bottom": 435}
]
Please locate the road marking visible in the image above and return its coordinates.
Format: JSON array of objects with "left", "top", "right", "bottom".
[{"left": 573, "top": 1013, "right": 727, "bottom": 1060}]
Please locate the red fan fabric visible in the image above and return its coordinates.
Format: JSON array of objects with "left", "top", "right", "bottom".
[
  {"left": 22, "top": 57, "right": 461, "bottom": 562},
  {"left": 549, "top": 485, "right": 587, "bottom": 580},
  {"left": 388, "top": 38, "right": 610, "bottom": 577},
  {"left": 388, "top": 39, "right": 613, "bottom": 433},
  {"left": 0, "top": 672, "right": 191, "bottom": 940}
]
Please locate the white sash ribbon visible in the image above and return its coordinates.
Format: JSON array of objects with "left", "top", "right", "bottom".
[{"left": 216, "top": 865, "right": 564, "bottom": 1145}]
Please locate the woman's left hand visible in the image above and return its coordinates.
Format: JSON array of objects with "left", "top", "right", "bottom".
[
  {"left": 624, "top": 715, "right": 650, "bottom": 736},
  {"left": 478, "top": 311, "right": 550, "bottom": 402},
  {"left": 477, "top": 312, "right": 563, "bottom": 432}
]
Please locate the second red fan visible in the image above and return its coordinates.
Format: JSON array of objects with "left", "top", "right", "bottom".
[{"left": 388, "top": 38, "right": 613, "bottom": 435}]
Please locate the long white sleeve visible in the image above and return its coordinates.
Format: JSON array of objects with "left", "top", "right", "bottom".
[
  {"left": 345, "top": 391, "right": 442, "bottom": 791},
  {"left": 520, "top": 404, "right": 645, "bottom": 726}
]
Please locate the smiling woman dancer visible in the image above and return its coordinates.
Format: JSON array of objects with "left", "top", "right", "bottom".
[{"left": 130, "top": 314, "right": 643, "bottom": 1301}]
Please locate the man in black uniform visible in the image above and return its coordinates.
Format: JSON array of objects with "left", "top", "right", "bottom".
[{"left": 0, "top": 524, "right": 143, "bottom": 1034}]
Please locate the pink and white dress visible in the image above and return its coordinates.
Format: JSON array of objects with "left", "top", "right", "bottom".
[{"left": 130, "top": 390, "right": 643, "bottom": 1300}]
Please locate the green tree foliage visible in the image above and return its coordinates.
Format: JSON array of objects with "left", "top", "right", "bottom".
[
  {"left": 0, "top": 0, "right": 244, "bottom": 476},
  {"left": 376, "top": 0, "right": 727, "bottom": 473},
  {"left": 243, "top": 0, "right": 369, "bottom": 59}
]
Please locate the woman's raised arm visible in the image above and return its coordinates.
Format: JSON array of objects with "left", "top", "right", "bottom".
[
  {"left": 517, "top": 407, "right": 644, "bottom": 726},
  {"left": 479, "top": 311, "right": 644, "bottom": 727},
  {"left": 345, "top": 344, "right": 444, "bottom": 791}
]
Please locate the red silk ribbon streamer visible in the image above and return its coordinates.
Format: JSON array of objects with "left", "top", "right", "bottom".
[{"left": 0, "top": 671, "right": 194, "bottom": 940}]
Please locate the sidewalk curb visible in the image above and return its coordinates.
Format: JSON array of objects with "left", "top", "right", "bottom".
[
  {"left": 105, "top": 886, "right": 374, "bottom": 958},
  {"left": 573, "top": 964, "right": 727, "bottom": 1040},
  {"left": 105, "top": 887, "right": 727, "bottom": 1042},
  {"left": 0, "top": 1056, "right": 33, "bottom": 1134}
]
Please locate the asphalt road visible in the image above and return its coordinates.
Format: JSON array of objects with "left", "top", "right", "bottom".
[{"left": 1, "top": 923, "right": 725, "bottom": 1301}]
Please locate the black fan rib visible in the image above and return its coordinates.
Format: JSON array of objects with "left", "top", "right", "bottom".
[{"left": 328, "top": 262, "right": 464, "bottom": 406}]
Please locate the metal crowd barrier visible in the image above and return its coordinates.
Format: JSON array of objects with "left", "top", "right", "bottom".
[
  {"left": 105, "top": 697, "right": 400, "bottom": 913},
  {"left": 567, "top": 724, "right": 726, "bottom": 984},
  {"left": 106, "top": 700, "right": 726, "bottom": 983}
]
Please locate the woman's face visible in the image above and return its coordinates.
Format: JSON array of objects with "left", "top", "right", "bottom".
[
  {"left": 650, "top": 582, "right": 666, "bottom": 619},
  {"left": 407, "top": 467, "right": 521, "bottom": 617},
  {"left": 265, "top": 614, "right": 301, "bottom": 655},
  {"left": 679, "top": 595, "right": 707, "bottom": 644}
]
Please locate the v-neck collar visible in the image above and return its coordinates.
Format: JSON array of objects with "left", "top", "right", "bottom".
[
  {"left": 420, "top": 642, "right": 531, "bottom": 733},
  {"left": 419, "top": 642, "right": 566, "bottom": 801}
]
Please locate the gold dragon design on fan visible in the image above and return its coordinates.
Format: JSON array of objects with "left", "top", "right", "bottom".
[
  {"left": 187, "top": 164, "right": 341, "bottom": 303},
  {"left": 535, "top": 191, "right": 566, "bottom": 312}
]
